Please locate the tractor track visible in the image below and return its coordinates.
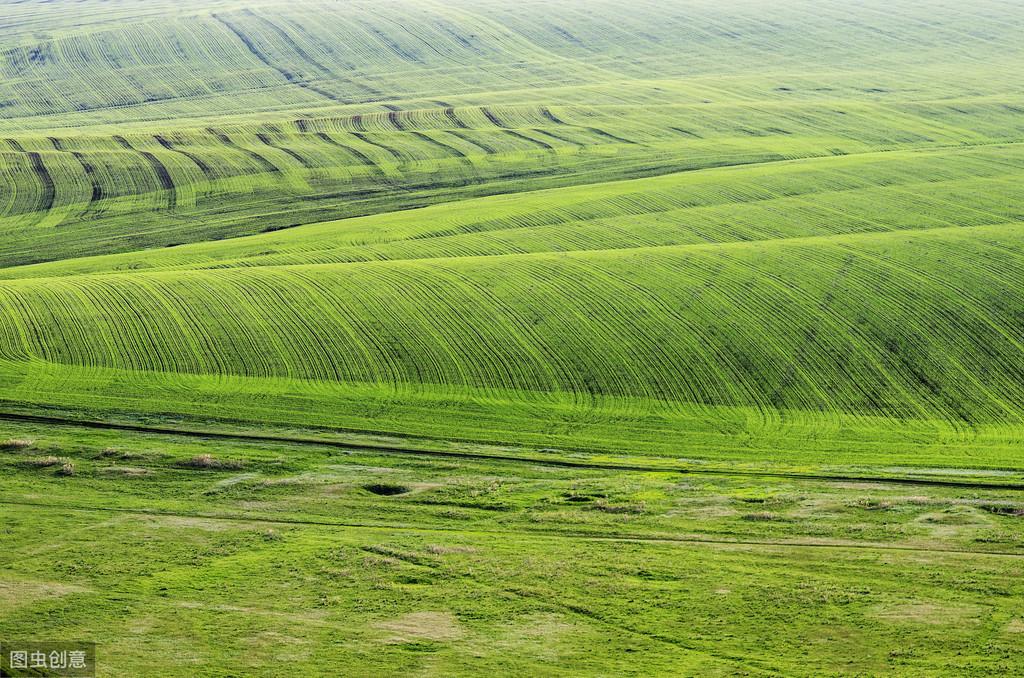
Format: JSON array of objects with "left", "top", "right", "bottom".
[
  {"left": 2, "top": 498, "right": 1022, "bottom": 559},
  {"left": 0, "top": 411, "right": 1022, "bottom": 491}
]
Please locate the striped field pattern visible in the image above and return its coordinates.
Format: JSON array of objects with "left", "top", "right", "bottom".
[{"left": 1, "top": 0, "right": 1023, "bottom": 467}]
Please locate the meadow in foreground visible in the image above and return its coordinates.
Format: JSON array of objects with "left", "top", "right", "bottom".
[{"left": 2, "top": 421, "right": 1023, "bottom": 676}]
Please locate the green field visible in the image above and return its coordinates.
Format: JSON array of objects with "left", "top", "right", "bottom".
[{"left": 1, "top": 0, "right": 1023, "bottom": 675}]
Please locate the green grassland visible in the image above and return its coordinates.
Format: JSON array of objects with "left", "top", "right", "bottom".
[
  {"left": 1, "top": 422, "right": 1023, "bottom": 676},
  {"left": 1, "top": 0, "right": 1024, "bottom": 674}
]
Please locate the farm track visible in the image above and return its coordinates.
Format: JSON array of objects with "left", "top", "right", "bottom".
[
  {"left": 1, "top": 411, "right": 1021, "bottom": 491},
  {"left": 2, "top": 498, "right": 1022, "bottom": 559}
]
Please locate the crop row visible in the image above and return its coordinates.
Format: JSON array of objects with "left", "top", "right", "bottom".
[
  {"left": 2, "top": 0, "right": 1020, "bottom": 125},
  {"left": 5, "top": 142, "right": 1019, "bottom": 280},
  {"left": 3, "top": 97, "right": 1024, "bottom": 270},
  {"left": 0, "top": 222, "right": 1022, "bottom": 434}
]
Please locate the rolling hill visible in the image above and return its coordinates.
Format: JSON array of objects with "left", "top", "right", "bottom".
[{"left": 1, "top": 0, "right": 1023, "bottom": 468}]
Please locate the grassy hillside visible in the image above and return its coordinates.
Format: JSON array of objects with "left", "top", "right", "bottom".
[
  {"left": 1, "top": 142, "right": 1023, "bottom": 465},
  {"left": 2, "top": 1, "right": 1024, "bottom": 673},
  {"left": 0, "top": 0, "right": 1022, "bottom": 465},
  {"left": 1, "top": 0, "right": 1023, "bottom": 265}
]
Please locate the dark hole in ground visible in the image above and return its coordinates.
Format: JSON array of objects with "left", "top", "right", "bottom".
[{"left": 364, "top": 483, "right": 410, "bottom": 496}]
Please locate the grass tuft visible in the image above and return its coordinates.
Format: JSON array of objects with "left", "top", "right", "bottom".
[
  {"left": 1, "top": 439, "right": 35, "bottom": 450},
  {"left": 178, "top": 454, "right": 243, "bottom": 470},
  {"left": 741, "top": 511, "right": 780, "bottom": 521},
  {"left": 23, "top": 455, "right": 62, "bottom": 467}
]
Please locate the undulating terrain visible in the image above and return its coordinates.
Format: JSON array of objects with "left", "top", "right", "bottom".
[{"left": 1, "top": 0, "right": 1023, "bottom": 675}]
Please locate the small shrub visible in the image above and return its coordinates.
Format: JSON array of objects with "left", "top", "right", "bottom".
[
  {"left": 979, "top": 503, "right": 1024, "bottom": 517},
  {"left": 741, "top": 511, "right": 779, "bottom": 521},
  {"left": 178, "top": 454, "right": 242, "bottom": 470},
  {"left": 186, "top": 453, "right": 215, "bottom": 468},
  {"left": 56, "top": 462, "right": 75, "bottom": 476},
  {"left": 97, "top": 447, "right": 138, "bottom": 460},
  {"left": 25, "top": 456, "right": 60, "bottom": 467},
  {"left": 426, "top": 544, "right": 478, "bottom": 555},
  {"left": 100, "top": 466, "right": 151, "bottom": 477},
  {"left": 592, "top": 499, "right": 646, "bottom": 514},
  {"left": 853, "top": 497, "right": 893, "bottom": 511}
]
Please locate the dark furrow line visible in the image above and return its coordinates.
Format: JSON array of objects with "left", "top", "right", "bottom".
[
  {"left": 481, "top": 107, "right": 508, "bottom": 128},
  {"left": 443, "top": 107, "right": 469, "bottom": 129},
  {"left": 26, "top": 151, "right": 55, "bottom": 213},
  {"left": 8, "top": 139, "right": 1011, "bottom": 274},
  {"left": 211, "top": 13, "right": 338, "bottom": 103},
  {"left": 445, "top": 130, "right": 496, "bottom": 154},
  {"left": 272, "top": 13, "right": 384, "bottom": 98},
  {"left": 531, "top": 127, "right": 584, "bottom": 147},
  {"left": 540, "top": 107, "right": 565, "bottom": 124},
  {"left": 242, "top": 8, "right": 332, "bottom": 75},
  {"left": 205, "top": 127, "right": 280, "bottom": 174},
  {"left": 668, "top": 127, "right": 702, "bottom": 138},
  {"left": 2, "top": 499, "right": 1022, "bottom": 559},
  {"left": 583, "top": 126, "right": 638, "bottom": 145},
  {"left": 356, "top": 19, "right": 421, "bottom": 62},
  {"left": 314, "top": 132, "right": 379, "bottom": 169},
  {"left": 5, "top": 138, "right": 26, "bottom": 152},
  {"left": 351, "top": 131, "right": 403, "bottom": 162},
  {"left": 112, "top": 135, "right": 176, "bottom": 209},
  {"left": 0, "top": 411, "right": 1021, "bottom": 491},
  {"left": 410, "top": 131, "right": 472, "bottom": 162},
  {"left": 68, "top": 151, "right": 104, "bottom": 202},
  {"left": 255, "top": 132, "right": 315, "bottom": 169},
  {"left": 503, "top": 129, "right": 555, "bottom": 150},
  {"left": 154, "top": 135, "right": 216, "bottom": 180}
]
